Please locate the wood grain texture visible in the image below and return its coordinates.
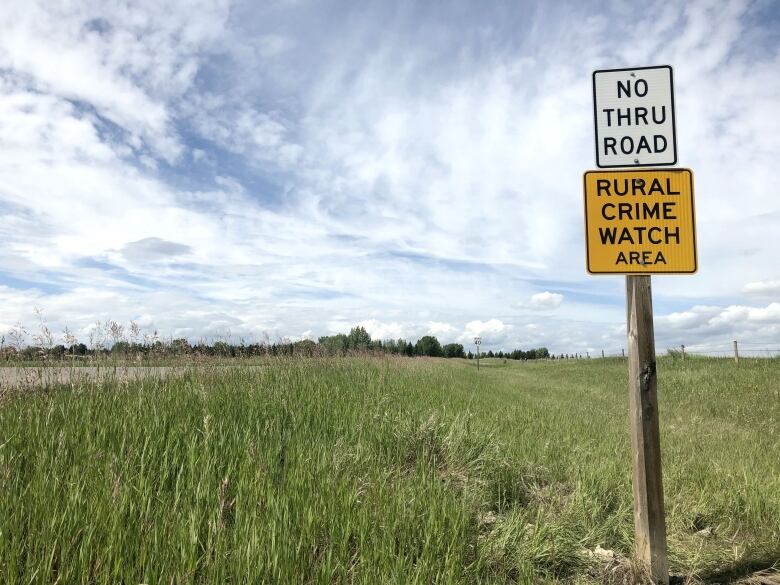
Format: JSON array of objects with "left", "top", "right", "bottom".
[{"left": 626, "top": 275, "right": 669, "bottom": 584}]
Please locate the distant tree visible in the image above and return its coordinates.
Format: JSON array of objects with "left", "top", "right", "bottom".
[
  {"left": 21, "top": 346, "right": 42, "bottom": 360},
  {"left": 192, "top": 342, "right": 211, "bottom": 356},
  {"left": 415, "top": 336, "right": 443, "bottom": 357},
  {"left": 347, "top": 326, "right": 372, "bottom": 349},
  {"left": 68, "top": 343, "right": 88, "bottom": 356},
  {"left": 487, "top": 350, "right": 494, "bottom": 358},
  {"left": 0, "top": 346, "right": 18, "bottom": 362},
  {"left": 243, "top": 343, "right": 263, "bottom": 357},
  {"left": 293, "top": 339, "right": 317, "bottom": 356},
  {"left": 213, "top": 341, "right": 232, "bottom": 357},
  {"left": 170, "top": 338, "right": 191, "bottom": 355},
  {"left": 111, "top": 341, "right": 131, "bottom": 355},
  {"left": 442, "top": 343, "right": 465, "bottom": 358},
  {"left": 405, "top": 342, "right": 415, "bottom": 356},
  {"left": 467, "top": 351, "right": 473, "bottom": 359},
  {"left": 382, "top": 339, "right": 398, "bottom": 353},
  {"left": 318, "top": 334, "right": 349, "bottom": 354},
  {"left": 317, "top": 335, "right": 334, "bottom": 353}
]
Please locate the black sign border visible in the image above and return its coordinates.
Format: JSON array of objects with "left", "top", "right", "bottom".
[
  {"left": 592, "top": 65, "right": 678, "bottom": 169},
  {"left": 583, "top": 168, "right": 697, "bottom": 275}
]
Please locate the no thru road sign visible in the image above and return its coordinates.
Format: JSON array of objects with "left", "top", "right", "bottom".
[
  {"left": 593, "top": 65, "right": 677, "bottom": 168},
  {"left": 583, "top": 169, "right": 696, "bottom": 274}
]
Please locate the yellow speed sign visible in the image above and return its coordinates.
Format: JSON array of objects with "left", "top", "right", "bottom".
[{"left": 583, "top": 168, "right": 696, "bottom": 274}]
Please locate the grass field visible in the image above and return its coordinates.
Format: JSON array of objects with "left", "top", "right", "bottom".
[{"left": 1, "top": 356, "right": 778, "bottom": 584}]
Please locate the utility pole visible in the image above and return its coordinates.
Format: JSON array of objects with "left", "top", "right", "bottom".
[{"left": 474, "top": 337, "right": 481, "bottom": 371}]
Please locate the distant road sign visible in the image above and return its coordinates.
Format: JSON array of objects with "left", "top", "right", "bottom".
[
  {"left": 593, "top": 65, "right": 676, "bottom": 168},
  {"left": 583, "top": 168, "right": 696, "bottom": 274}
]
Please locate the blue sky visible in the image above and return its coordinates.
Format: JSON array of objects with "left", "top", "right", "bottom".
[{"left": 1, "top": 0, "right": 779, "bottom": 354}]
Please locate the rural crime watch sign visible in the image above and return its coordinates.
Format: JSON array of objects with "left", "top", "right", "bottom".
[
  {"left": 593, "top": 65, "right": 676, "bottom": 168},
  {"left": 583, "top": 169, "right": 697, "bottom": 274}
]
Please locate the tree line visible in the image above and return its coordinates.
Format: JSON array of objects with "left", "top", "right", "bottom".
[{"left": 1, "top": 323, "right": 550, "bottom": 362}]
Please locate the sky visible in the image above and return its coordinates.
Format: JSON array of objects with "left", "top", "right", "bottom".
[{"left": 1, "top": 0, "right": 779, "bottom": 355}]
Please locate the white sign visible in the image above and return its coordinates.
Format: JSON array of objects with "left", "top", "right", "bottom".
[{"left": 592, "top": 65, "right": 677, "bottom": 168}]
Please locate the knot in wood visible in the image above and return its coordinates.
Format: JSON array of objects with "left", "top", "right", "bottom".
[{"left": 640, "top": 361, "right": 656, "bottom": 392}]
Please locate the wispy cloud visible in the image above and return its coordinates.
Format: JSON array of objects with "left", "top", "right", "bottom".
[
  {"left": 519, "top": 292, "right": 564, "bottom": 311},
  {"left": 1, "top": 0, "right": 778, "bottom": 352}
]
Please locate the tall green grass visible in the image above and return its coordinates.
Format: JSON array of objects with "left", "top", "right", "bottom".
[{"left": 1, "top": 356, "right": 778, "bottom": 583}]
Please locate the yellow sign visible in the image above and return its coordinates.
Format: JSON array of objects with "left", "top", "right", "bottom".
[{"left": 583, "top": 168, "right": 696, "bottom": 274}]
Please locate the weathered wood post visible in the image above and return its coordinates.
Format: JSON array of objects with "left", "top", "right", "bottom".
[
  {"left": 681, "top": 344, "right": 685, "bottom": 361},
  {"left": 626, "top": 275, "right": 668, "bottom": 584},
  {"left": 586, "top": 66, "right": 692, "bottom": 585},
  {"left": 733, "top": 340, "right": 739, "bottom": 364}
]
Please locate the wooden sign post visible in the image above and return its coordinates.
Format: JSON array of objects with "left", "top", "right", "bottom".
[
  {"left": 626, "top": 275, "right": 668, "bottom": 583},
  {"left": 584, "top": 65, "right": 697, "bottom": 585}
]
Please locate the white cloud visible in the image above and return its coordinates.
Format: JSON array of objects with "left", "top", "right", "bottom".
[
  {"left": 427, "top": 321, "right": 455, "bottom": 337},
  {"left": 743, "top": 280, "right": 780, "bottom": 298},
  {"left": 184, "top": 98, "right": 304, "bottom": 168},
  {"left": 354, "top": 319, "right": 407, "bottom": 341},
  {"left": 0, "top": 0, "right": 230, "bottom": 162},
  {"left": 711, "top": 303, "right": 780, "bottom": 326},
  {"left": 0, "top": 1, "right": 778, "bottom": 354},
  {"left": 525, "top": 292, "right": 564, "bottom": 311},
  {"left": 458, "top": 319, "right": 511, "bottom": 345},
  {"left": 654, "top": 302, "right": 780, "bottom": 351}
]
